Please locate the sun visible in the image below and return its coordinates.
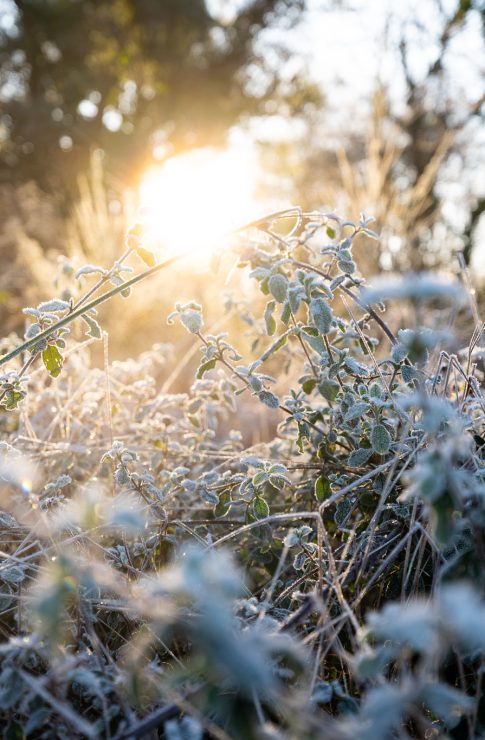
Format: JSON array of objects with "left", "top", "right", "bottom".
[{"left": 139, "top": 146, "right": 260, "bottom": 261}]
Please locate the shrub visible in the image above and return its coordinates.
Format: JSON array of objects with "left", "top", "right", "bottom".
[{"left": 0, "top": 209, "right": 483, "bottom": 738}]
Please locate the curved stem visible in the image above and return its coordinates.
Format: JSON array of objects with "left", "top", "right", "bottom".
[{"left": 0, "top": 253, "right": 183, "bottom": 369}]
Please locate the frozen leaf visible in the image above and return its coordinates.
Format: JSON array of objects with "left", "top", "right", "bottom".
[
  {"left": 0, "top": 565, "right": 26, "bottom": 584},
  {"left": 197, "top": 358, "right": 216, "bottom": 379},
  {"left": 344, "top": 402, "right": 369, "bottom": 422},
  {"left": 38, "top": 299, "right": 70, "bottom": 313},
  {"left": 75, "top": 264, "right": 105, "bottom": 279},
  {"left": 319, "top": 379, "right": 339, "bottom": 402},
  {"left": 258, "top": 391, "right": 279, "bottom": 408},
  {"left": 268, "top": 274, "right": 288, "bottom": 303},
  {"left": 348, "top": 448, "right": 372, "bottom": 467},
  {"left": 371, "top": 424, "right": 391, "bottom": 454},
  {"left": 310, "top": 297, "right": 333, "bottom": 335},
  {"left": 81, "top": 313, "right": 102, "bottom": 340},
  {"left": 252, "top": 496, "right": 269, "bottom": 519}
]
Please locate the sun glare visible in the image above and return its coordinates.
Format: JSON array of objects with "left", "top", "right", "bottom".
[{"left": 139, "top": 146, "right": 260, "bottom": 261}]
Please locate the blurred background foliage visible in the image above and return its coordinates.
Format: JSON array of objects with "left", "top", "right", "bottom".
[{"left": 0, "top": 0, "right": 484, "bottom": 368}]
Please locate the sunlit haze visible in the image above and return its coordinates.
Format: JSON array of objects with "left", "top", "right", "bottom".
[{"left": 139, "top": 146, "right": 261, "bottom": 261}]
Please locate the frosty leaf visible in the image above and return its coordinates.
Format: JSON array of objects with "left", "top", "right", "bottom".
[
  {"left": 75, "top": 265, "right": 105, "bottom": 279},
  {"left": 344, "top": 403, "right": 370, "bottom": 422},
  {"left": 439, "top": 583, "right": 485, "bottom": 653},
  {"left": 268, "top": 274, "right": 288, "bottom": 303},
  {"left": 319, "top": 379, "right": 339, "bottom": 402},
  {"left": 0, "top": 565, "right": 26, "bottom": 584},
  {"left": 371, "top": 424, "right": 391, "bottom": 454},
  {"left": 423, "top": 682, "right": 472, "bottom": 729},
  {"left": 391, "top": 343, "right": 408, "bottom": 363},
  {"left": 81, "top": 313, "right": 102, "bottom": 340},
  {"left": 252, "top": 495, "right": 269, "bottom": 519},
  {"left": 337, "top": 258, "right": 355, "bottom": 274},
  {"left": 38, "top": 299, "right": 70, "bottom": 313},
  {"left": 258, "top": 332, "right": 289, "bottom": 365},
  {"left": 310, "top": 297, "right": 333, "bottom": 335},
  {"left": 197, "top": 358, "right": 216, "bottom": 379},
  {"left": 366, "top": 600, "right": 438, "bottom": 653},
  {"left": 24, "top": 323, "right": 42, "bottom": 340},
  {"left": 348, "top": 448, "right": 372, "bottom": 467},
  {"left": 258, "top": 390, "right": 279, "bottom": 408},
  {"left": 343, "top": 357, "right": 368, "bottom": 376}
]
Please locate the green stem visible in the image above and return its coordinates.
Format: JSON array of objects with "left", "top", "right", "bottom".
[{"left": 0, "top": 253, "right": 183, "bottom": 369}]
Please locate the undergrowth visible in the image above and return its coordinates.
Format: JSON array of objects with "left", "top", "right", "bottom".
[{"left": 0, "top": 209, "right": 484, "bottom": 739}]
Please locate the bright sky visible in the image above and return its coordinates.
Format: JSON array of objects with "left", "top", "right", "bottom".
[{"left": 303, "top": 0, "right": 484, "bottom": 107}]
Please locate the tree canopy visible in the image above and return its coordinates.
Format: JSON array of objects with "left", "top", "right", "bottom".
[{"left": 0, "top": 0, "right": 306, "bottom": 190}]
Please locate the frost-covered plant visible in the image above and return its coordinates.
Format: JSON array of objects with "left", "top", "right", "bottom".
[{"left": 0, "top": 208, "right": 483, "bottom": 738}]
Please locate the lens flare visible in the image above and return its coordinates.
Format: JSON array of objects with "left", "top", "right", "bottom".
[{"left": 139, "top": 146, "right": 259, "bottom": 261}]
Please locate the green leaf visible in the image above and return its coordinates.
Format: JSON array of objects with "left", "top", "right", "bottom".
[
  {"left": 42, "top": 345, "right": 63, "bottom": 378},
  {"left": 280, "top": 300, "right": 292, "bottom": 325},
  {"left": 252, "top": 471, "right": 269, "bottom": 486},
  {"left": 301, "top": 377, "right": 317, "bottom": 394},
  {"left": 301, "top": 325, "right": 318, "bottom": 337},
  {"left": 214, "top": 490, "right": 231, "bottom": 518},
  {"left": 268, "top": 274, "right": 288, "bottom": 303},
  {"left": 252, "top": 496, "right": 270, "bottom": 519},
  {"left": 310, "top": 297, "right": 333, "bottom": 334},
  {"left": 319, "top": 379, "right": 339, "bottom": 402},
  {"left": 371, "top": 424, "right": 391, "bottom": 454},
  {"left": 196, "top": 358, "right": 216, "bottom": 379},
  {"left": 264, "top": 300, "right": 277, "bottom": 335},
  {"left": 314, "top": 475, "right": 331, "bottom": 502},
  {"left": 258, "top": 332, "right": 289, "bottom": 364}
]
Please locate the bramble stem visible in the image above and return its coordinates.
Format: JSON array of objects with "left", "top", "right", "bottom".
[{"left": 0, "top": 253, "right": 183, "bottom": 369}]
